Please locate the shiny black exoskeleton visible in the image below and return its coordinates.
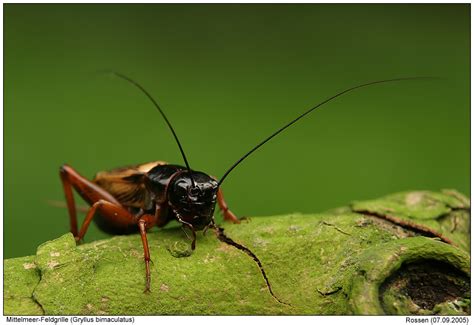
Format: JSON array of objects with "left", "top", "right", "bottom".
[{"left": 144, "top": 164, "right": 218, "bottom": 230}]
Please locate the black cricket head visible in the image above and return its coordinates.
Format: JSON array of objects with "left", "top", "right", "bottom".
[{"left": 168, "top": 171, "right": 218, "bottom": 230}]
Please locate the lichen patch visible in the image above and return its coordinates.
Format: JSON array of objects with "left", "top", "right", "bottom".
[
  {"left": 128, "top": 249, "right": 141, "bottom": 258},
  {"left": 23, "top": 263, "right": 36, "bottom": 270},
  {"left": 356, "top": 218, "right": 372, "bottom": 227},
  {"left": 160, "top": 283, "right": 170, "bottom": 292},
  {"left": 261, "top": 226, "right": 275, "bottom": 235},
  {"left": 203, "top": 253, "right": 217, "bottom": 264},
  {"left": 166, "top": 241, "right": 192, "bottom": 258},
  {"left": 253, "top": 237, "right": 269, "bottom": 248},
  {"left": 406, "top": 192, "right": 424, "bottom": 206},
  {"left": 216, "top": 243, "right": 234, "bottom": 253},
  {"left": 288, "top": 225, "right": 302, "bottom": 233},
  {"left": 47, "top": 261, "right": 59, "bottom": 269}
]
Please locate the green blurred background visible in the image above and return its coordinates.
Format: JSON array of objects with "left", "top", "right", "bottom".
[{"left": 4, "top": 4, "right": 469, "bottom": 258}]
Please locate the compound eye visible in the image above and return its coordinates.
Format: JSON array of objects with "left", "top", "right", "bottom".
[{"left": 174, "top": 182, "right": 188, "bottom": 197}]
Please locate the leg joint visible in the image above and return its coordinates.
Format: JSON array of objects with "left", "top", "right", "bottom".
[
  {"left": 59, "top": 163, "right": 71, "bottom": 175},
  {"left": 93, "top": 199, "right": 109, "bottom": 208}
]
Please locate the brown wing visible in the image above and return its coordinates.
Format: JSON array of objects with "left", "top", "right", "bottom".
[{"left": 93, "top": 161, "right": 167, "bottom": 208}]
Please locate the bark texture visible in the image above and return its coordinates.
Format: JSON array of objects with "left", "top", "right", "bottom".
[{"left": 4, "top": 190, "right": 470, "bottom": 315}]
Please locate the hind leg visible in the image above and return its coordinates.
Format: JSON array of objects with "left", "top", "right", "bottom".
[
  {"left": 59, "top": 164, "right": 159, "bottom": 291},
  {"left": 59, "top": 164, "right": 121, "bottom": 236}
]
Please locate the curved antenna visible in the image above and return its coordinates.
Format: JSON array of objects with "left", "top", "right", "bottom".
[
  {"left": 218, "top": 77, "right": 435, "bottom": 186},
  {"left": 107, "top": 71, "right": 196, "bottom": 187}
]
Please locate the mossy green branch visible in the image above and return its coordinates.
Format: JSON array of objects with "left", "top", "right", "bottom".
[{"left": 4, "top": 190, "right": 470, "bottom": 315}]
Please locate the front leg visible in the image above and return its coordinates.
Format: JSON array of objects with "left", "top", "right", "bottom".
[
  {"left": 73, "top": 199, "right": 157, "bottom": 292},
  {"left": 138, "top": 214, "right": 157, "bottom": 293},
  {"left": 217, "top": 188, "right": 240, "bottom": 224},
  {"left": 175, "top": 213, "right": 197, "bottom": 250}
]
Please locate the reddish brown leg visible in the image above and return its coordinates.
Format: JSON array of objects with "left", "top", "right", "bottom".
[
  {"left": 217, "top": 188, "right": 240, "bottom": 224},
  {"left": 60, "top": 167, "right": 78, "bottom": 236},
  {"left": 59, "top": 164, "right": 157, "bottom": 291},
  {"left": 60, "top": 164, "right": 120, "bottom": 237},
  {"left": 138, "top": 215, "right": 155, "bottom": 293},
  {"left": 75, "top": 200, "right": 132, "bottom": 241},
  {"left": 175, "top": 214, "right": 197, "bottom": 250},
  {"left": 78, "top": 200, "right": 156, "bottom": 292}
]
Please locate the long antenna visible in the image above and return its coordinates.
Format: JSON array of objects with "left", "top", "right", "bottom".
[
  {"left": 107, "top": 71, "right": 195, "bottom": 186},
  {"left": 218, "top": 77, "right": 434, "bottom": 186}
]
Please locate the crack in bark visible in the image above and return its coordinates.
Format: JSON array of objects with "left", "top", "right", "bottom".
[
  {"left": 438, "top": 207, "right": 470, "bottom": 221},
  {"left": 317, "top": 286, "right": 342, "bottom": 297},
  {"left": 355, "top": 210, "right": 453, "bottom": 245},
  {"left": 213, "top": 226, "right": 289, "bottom": 306},
  {"left": 441, "top": 190, "right": 471, "bottom": 208},
  {"left": 31, "top": 293, "right": 46, "bottom": 315},
  {"left": 321, "top": 221, "right": 351, "bottom": 236},
  {"left": 31, "top": 266, "right": 46, "bottom": 315}
]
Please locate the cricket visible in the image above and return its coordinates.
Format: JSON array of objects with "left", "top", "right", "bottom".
[{"left": 59, "top": 72, "right": 428, "bottom": 303}]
